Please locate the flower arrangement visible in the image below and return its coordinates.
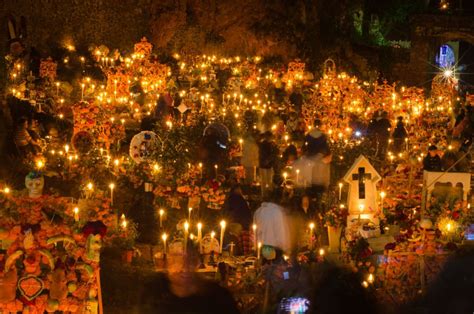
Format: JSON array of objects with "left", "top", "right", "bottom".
[
  {"left": 321, "top": 204, "right": 348, "bottom": 228},
  {"left": 201, "top": 179, "right": 226, "bottom": 209}
]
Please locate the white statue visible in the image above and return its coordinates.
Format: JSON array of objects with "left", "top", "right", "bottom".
[{"left": 25, "top": 172, "right": 44, "bottom": 199}]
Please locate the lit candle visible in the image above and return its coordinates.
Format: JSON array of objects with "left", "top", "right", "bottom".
[
  {"left": 252, "top": 223, "right": 257, "bottom": 251},
  {"left": 219, "top": 220, "right": 226, "bottom": 253},
  {"left": 56, "top": 82, "right": 60, "bottom": 97},
  {"left": 73, "top": 207, "right": 79, "bottom": 222},
  {"left": 120, "top": 214, "right": 127, "bottom": 229},
  {"left": 239, "top": 138, "right": 243, "bottom": 151},
  {"left": 380, "top": 191, "right": 386, "bottom": 209},
  {"left": 257, "top": 242, "right": 262, "bottom": 260},
  {"left": 109, "top": 183, "right": 115, "bottom": 206},
  {"left": 296, "top": 169, "right": 300, "bottom": 185},
  {"left": 188, "top": 207, "right": 193, "bottom": 224},
  {"left": 162, "top": 233, "right": 167, "bottom": 255},
  {"left": 81, "top": 83, "right": 85, "bottom": 100},
  {"left": 309, "top": 222, "right": 315, "bottom": 248},
  {"left": 159, "top": 209, "right": 164, "bottom": 228},
  {"left": 197, "top": 222, "right": 203, "bottom": 253},
  {"left": 184, "top": 221, "right": 189, "bottom": 254},
  {"left": 214, "top": 164, "right": 218, "bottom": 179},
  {"left": 338, "top": 182, "right": 343, "bottom": 200},
  {"left": 359, "top": 204, "right": 364, "bottom": 221},
  {"left": 198, "top": 163, "right": 203, "bottom": 178}
]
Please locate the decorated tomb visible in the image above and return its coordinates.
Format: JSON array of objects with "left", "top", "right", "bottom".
[{"left": 343, "top": 155, "right": 381, "bottom": 235}]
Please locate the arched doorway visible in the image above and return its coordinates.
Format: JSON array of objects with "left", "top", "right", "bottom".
[{"left": 434, "top": 40, "right": 474, "bottom": 92}]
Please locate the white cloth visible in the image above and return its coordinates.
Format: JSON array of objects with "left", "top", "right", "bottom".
[
  {"left": 253, "top": 202, "right": 291, "bottom": 252},
  {"left": 291, "top": 155, "right": 314, "bottom": 187}
]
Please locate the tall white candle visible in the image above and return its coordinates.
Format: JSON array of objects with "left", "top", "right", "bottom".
[
  {"left": 184, "top": 221, "right": 189, "bottom": 254},
  {"left": 159, "top": 209, "right": 164, "bottom": 228},
  {"left": 109, "top": 183, "right": 115, "bottom": 206},
  {"left": 309, "top": 222, "right": 315, "bottom": 248},
  {"left": 73, "top": 207, "right": 79, "bottom": 222},
  {"left": 197, "top": 222, "right": 203, "bottom": 253},
  {"left": 252, "top": 224, "right": 257, "bottom": 251},
  {"left": 219, "top": 220, "right": 226, "bottom": 253},
  {"left": 162, "top": 233, "right": 167, "bottom": 254}
]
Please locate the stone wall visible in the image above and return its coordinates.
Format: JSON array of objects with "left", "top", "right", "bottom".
[{"left": 406, "top": 14, "right": 474, "bottom": 87}]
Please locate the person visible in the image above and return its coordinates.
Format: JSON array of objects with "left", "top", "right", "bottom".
[
  {"left": 258, "top": 131, "right": 279, "bottom": 196},
  {"left": 441, "top": 141, "right": 470, "bottom": 172},
  {"left": 282, "top": 144, "right": 298, "bottom": 167},
  {"left": 392, "top": 116, "right": 408, "bottom": 153},
  {"left": 308, "top": 262, "right": 378, "bottom": 314},
  {"left": 241, "top": 131, "right": 259, "bottom": 184},
  {"left": 403, "top": 251, "right": 474, "bottom": 314},
  {"left": 222, "top": 185, "right": 252, "bottom": 255},
  {"left": 253, "top": 190, "right": 291, "bottom": 256},
  {"left": 374, "top": 111, "right": 391, "bottom": 158},
  {"left": 14, "top": 118, "right": 41, "bottom": 156},
  {"left": 304, "top": 119, "right": 330, "bottom": 157},
  {"left": 423, "top": 145, "right": 442, "bottom": 172},
  {"left": 304, "top": 119, "right": 331, "bottom": 210},
  {"left": 144, "top": 243, "right": 239, "bottom": 314}
]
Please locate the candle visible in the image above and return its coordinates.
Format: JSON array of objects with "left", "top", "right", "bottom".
[
  {"left": 239, "top": 138, "right": 243, "bottom": 151},
  {"left": 56, "top": 82, "right": 60, "bottom": 97},
  {"left": 359, "top": 204, "right": 364, "bottom": 221},
  {"left": 257, "top": 242, "right": 262, "bottom": 260},
  {"left": 120, "top": 214, "right": 127, "bottom": 229},
  {"left": 338, "top": 182, "right": 343, "bottom": 200},
  {"left": 81, "top": 83, "right": 85, "bottom": 100},
  {"left": 162, "top": 233, "right": 167, "bottom": 255},
  {"left": 380, "top": 191, "right": 386, "bottom": 209},
  {"left": 188, "top": 207, "right": 192, "bottom": 224},
  {"left": 159, "top": 209, "right": 164, "bottom": 228},
  {"left": 253, "top": 166, "right": 257, "bottom": 181},
  {"left": 219, "top": 220, "right": 226, "bottom": 253},
  {"left": 184, "top": 221, "right": 189, "bottom": 254},
  {"left": 109, "top": 183, "right": 115, "bottom": 206},
  {"left": 214, "top": 164, "right": 218, "bottom": 179},
  {"left": 198, "top": 163, "right": 203, "bottom": 178},
  {"left": 73, "top": 207, "right": 79, "bottom": 222},
  {"left": 252, "top": 223, "right": 257, "bottom": 251},
  {"left": 197, "top": 222, "right": 203, "bottom": 253},
  {"left": 309, "top": 222, "right": 315, "bottom": 248},
  {"left": 296, "top": 169, "right": 300, "bottom": 185}
]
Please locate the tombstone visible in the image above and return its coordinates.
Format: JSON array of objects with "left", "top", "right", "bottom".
[
  {"left": 343, "top": 155, "right": 381, "bottom": 228},
  {"left": 421, "top": 170, "right": 471, "bottom": 214}
]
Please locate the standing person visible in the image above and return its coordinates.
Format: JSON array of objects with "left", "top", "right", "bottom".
[
  {"left": 423, "top": 145, "right": 442, "bottom": 171},
  {"left": 258, "top": 131, "right": 279, "bottom": 196},
  {"left": 374, "top": 111, "right": 391, "bottom": 158},
  {"left": 304, "top": 119, "right": 331, "bottom": 210},
  {"left": 253, "top": 190, "right": 291, "bottom": 258},
  {"left": 14, "top": 118, "right": 41, "bottom": 156},
  {"left": 223, "top": 185, "right": 252, "bottom": 255},
  {"left": 241, "top": 131, "right": 259, "bottom": 184},
  {"left": 392, "top": 116, "right": 408, "bottom": 153},
  {"left": 146, "top": 243, "right": 239, "bottom": 314}
]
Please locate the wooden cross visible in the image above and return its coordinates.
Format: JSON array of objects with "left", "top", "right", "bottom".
[{"left": 352, "top": 167, "right": 372, "bottom": 199}]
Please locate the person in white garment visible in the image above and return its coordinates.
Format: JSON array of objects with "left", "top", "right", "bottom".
[{"left": 253, "top": 191, "right": 291, "bottom": 256}]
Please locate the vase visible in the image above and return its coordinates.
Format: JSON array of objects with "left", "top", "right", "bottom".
[
  {"left": 121, "top": 249, "right": 134, "bottom": 264},
  {"left": 328, "top": 226, "right": 342, "bottom": 253}
]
